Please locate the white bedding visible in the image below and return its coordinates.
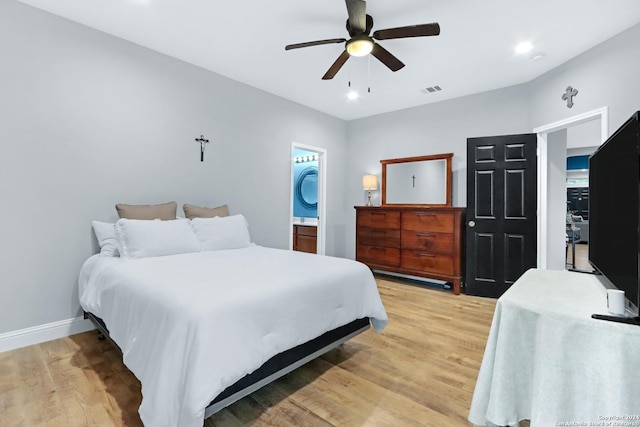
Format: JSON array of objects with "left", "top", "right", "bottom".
[{"left": 78, "top": 246, "right": 388, "bottom": 427}]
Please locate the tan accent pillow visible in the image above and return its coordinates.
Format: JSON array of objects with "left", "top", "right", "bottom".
[
  {"left": 115, "top": 201, "right": 177, "bottom": 220},
  {"left": 183, "top": 203, "right": 230, "bottom": 219}
]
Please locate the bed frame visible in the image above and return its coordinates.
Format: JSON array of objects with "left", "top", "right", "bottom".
[{"left": 83, "top": 311, "right": 370, "bottom": 419}]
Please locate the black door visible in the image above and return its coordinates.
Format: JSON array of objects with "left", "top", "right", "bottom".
[{"left": 466, "top": 134, "right": 537, "bottom": 298}]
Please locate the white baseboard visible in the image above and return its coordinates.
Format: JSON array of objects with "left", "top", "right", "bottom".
[{"left": 0, "top": 316, "right": 96, "bottom": 353}]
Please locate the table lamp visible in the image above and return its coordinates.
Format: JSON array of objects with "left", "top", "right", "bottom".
[{"left": 362, "top": 175, "right": 378, "bottom": 206}]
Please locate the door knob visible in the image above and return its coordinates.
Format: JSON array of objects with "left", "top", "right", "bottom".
[{"left": 468, "top": 220, "right": 476, "bottom": 228}]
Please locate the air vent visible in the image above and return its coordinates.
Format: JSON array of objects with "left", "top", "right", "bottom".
[{"left": 421, "top": 85, "right": 442, "bottom": 94}]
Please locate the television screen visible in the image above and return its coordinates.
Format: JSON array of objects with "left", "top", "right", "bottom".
[{"left": 589, "top": 112, "right": 640, "bottom": 316}]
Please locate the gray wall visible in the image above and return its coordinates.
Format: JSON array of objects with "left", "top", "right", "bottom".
[
  {"left": 3, "top": 0, "right": 640, "bottom": 336},
  {"left": 567, "top": 147, "right": 598, "bottom": 157},
  {"left": 0, "top": 1, "right": 347, "bottom": 334},
  {"left": 567, "top": 120, "right": 601, "bottom": 149},
  {"left": 528, "top": 23, "right": 640, "bottom": 134},
  {"left": 344, "top": 85, "right": 530, "bottom": 259},
  {"left": 344, "top": 22, "right": 640, "bottom": 262},
  {"left": 526, "top": 23, "right": 640, "bottom": 269},
  {"left": 547, "top": 129, "right": 568, "bottom": 271}
]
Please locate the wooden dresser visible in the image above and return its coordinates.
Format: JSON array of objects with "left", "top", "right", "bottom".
[{"left": 355, "top": 206, "right": 465, "bottom": 294}]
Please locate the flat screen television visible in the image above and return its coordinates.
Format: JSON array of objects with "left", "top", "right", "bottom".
[{"left": 589, "top": 111, "right": 640, "bottom": 324}]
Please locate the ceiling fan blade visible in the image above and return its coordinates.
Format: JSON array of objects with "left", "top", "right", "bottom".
[
  {"left": 345, "top": 0, "right": 367, "bottom": 34},
  {"left": 373, "top": 22, "right": 440, "bottom": 40},
  {"left": 322, "top": 50, "right": 350, "bottom": 80},
  {"left": 285, "top": 38, "right": 346, "bottom": 50},
  {"left": 370, "top": 43, "right": 405, "bottom": 72}
]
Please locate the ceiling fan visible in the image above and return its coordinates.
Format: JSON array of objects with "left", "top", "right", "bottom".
[{"left": 285, "top": 0, "right": 440, "bottom": 80}]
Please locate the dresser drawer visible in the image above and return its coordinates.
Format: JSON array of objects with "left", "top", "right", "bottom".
[
  {"left": 400, "top": 250, "right": 454, "bottom": 275},
  {"left": 401, "top": 230, "right": 454, "bottom": 254},
  {"left": 357, "top": 245, "right": 400, "bottom": 267},
  {"left": 355, "top": 205, "right": 465, "bottom": 295},
  {"left": 357, "top": 228, "right": 401, "bottom": 248},
  {"left": 357, "top": 210, "right": 401, "bottom": 229},
  {"left": 402, "top": 211, "right": 454, "bottom": 233}
]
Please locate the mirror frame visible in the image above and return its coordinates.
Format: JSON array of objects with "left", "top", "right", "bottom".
[{"left": 381, "top": 153, "right": 453, "bottom": 207}]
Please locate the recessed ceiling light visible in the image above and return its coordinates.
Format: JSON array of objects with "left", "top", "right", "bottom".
[
  {"left": 515, "top": 42, "right": 533, "bottom": 54},
  {"left": 347, "top": 91, "right": 359, "bottom": 100}
]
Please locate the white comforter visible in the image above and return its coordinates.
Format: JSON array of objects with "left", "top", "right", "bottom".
[{"left": 78, "top": 246, "right": 387, "bottom": 427}]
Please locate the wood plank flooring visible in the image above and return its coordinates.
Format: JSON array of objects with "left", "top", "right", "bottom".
[
  {"left": 566, "top": 242, "right": 593, "bottom": 272},
  {"left": 0, "top": 277, "right": 498, "bottom": 426}
]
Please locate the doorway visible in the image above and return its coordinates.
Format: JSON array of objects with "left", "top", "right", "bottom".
[
  {"left": 564, "top": 128, "right": 599, "bottom": 272},
  {"left": 534, "top": 107, "right": 609, "bottom": 270},
  {"left": 289, "top": 143, "right": 327, "bottom": 255}
]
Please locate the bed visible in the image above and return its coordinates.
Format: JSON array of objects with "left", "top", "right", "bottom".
[{"left": 78, "top": 243, "right": 388, "bottom": 427}]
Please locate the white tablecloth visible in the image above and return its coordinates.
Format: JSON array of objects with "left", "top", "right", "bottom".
[{"left": 468, "top": 268, "right": 640, "bottom": 427}]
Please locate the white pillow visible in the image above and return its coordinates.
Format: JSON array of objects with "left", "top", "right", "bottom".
[
  {"left": 92, "top": 221, "right": 119, "bottom": 257},
  {"left": 115, "top": 218, "right": 202, "bottom": 259},
  {"left": 190, "top": 214, "right": 251, "bottom": 251}
]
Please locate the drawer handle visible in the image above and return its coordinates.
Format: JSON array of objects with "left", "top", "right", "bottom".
[
  {"left": 416, "top": 252, "right": 436, "bottom": 257},
  {"left": 371, "top": 247, "right": 386, "bottom": 251},
  {"left": 369, "top": 229, "right": 386, "bottom": 234},
  {"left": 371, "top": 212, "right": 387, "bottom": 216},
  {"left": 415, "top": 213, "right": 436, "bottom": 217},
  {"left": 416, "top": 233, "right": 435, "bottom": 238}
]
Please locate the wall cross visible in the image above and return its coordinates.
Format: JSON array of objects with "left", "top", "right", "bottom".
[{"left": 562, "top": 86, "right": 578, "bottom": 108}]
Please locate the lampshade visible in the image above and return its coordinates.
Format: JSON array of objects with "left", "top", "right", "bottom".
[
  {"left": 362, "top": 175, "right": 378, "bottom": 190},
  {"left": 346, "top": 37, "right": 374, "bottom": 57}
]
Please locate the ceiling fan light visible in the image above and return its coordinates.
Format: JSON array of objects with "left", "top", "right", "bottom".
[{"left": 346, "top": 37, "right": 374, "bottom": 57}]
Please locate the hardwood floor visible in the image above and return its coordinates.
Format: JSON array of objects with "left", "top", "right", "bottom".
[
  {"left": 566, "top": 242, "right": 593, "bottom": 271},
  {"left": 0, "top": 277, "right": 497, "bottom": 426}
]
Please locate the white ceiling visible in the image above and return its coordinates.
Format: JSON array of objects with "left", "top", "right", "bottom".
[{"left": 17, "top": 0, "right": 640, "bottom": 121}]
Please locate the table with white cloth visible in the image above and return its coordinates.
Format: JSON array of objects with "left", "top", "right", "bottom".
[{"left": 468, "top": 268, "right": 640, "bottom": 427}]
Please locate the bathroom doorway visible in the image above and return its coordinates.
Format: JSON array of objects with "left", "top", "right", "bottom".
[{"left": 290, "top": 143, "right": 326, "bottom": 255}]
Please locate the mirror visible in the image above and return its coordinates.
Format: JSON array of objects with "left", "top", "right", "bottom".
[
  {"left": 296, "top": 166, "right": 318, "bottom": 209},
  {"left": 381, "top": 153, "right": 452, "bottom": 206}
]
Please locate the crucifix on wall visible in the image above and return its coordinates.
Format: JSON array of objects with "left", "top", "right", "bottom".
[
  {"left": 412, "top": 174, "right": 416, "bottom": 188},
  {"left": 194, "top": 135, "right": 209, "bottom": 162}
]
